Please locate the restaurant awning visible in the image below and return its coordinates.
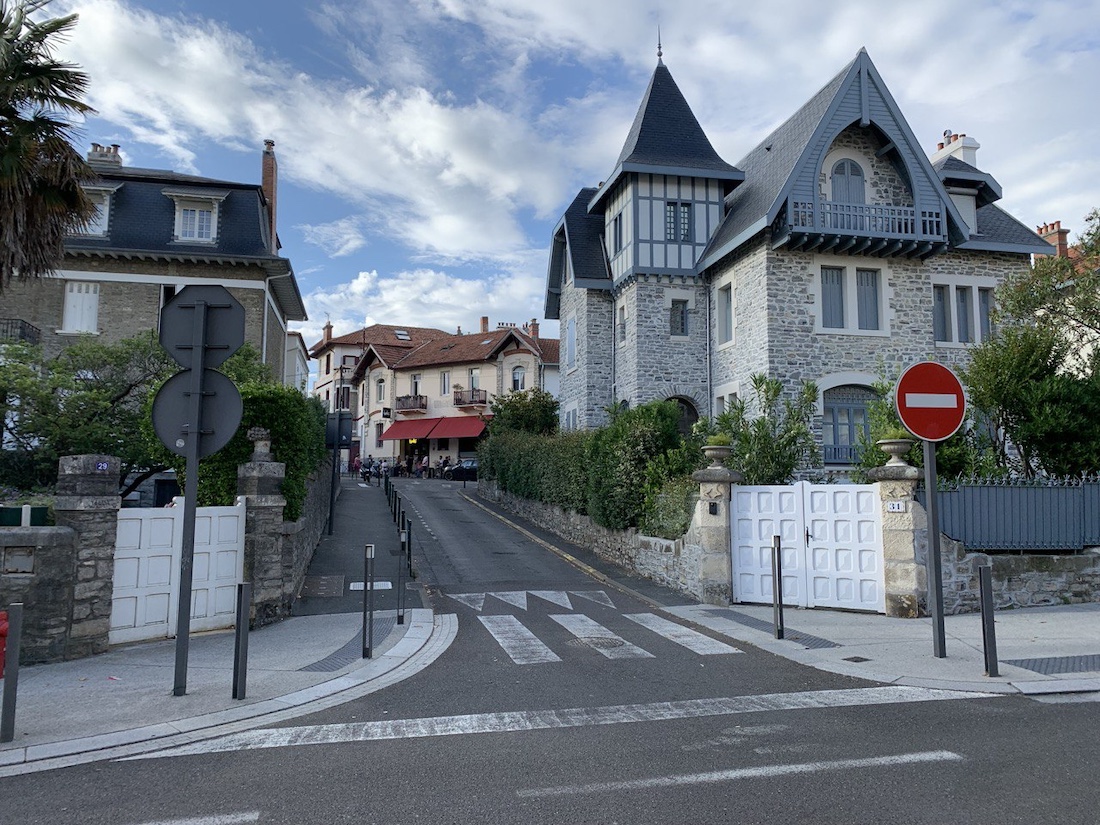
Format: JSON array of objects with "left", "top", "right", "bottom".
[
  {"left": 426, "top": 416, "right": 487, "bottom": 440},
  {"left": 380, "top": 418, "right": 442, "bottom": 440}
]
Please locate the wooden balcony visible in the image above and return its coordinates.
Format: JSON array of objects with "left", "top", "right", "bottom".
[
  {"left": 0, "top": 319, "right": 41, "bottom": 345},
  {"left": 395, "top": 394, "right": 427, "bottom": 413},
  {"left": 771, "top": 200, "right": 948, "bottom": 259},
  {"left": 454, "top": 388, "right": 488, "bottom": 408}
]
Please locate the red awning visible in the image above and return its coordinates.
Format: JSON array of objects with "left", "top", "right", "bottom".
[
  {"left": 380, "top": 418, "right": 442, "bottom": 440},
  {"left": 426, "top": 416, "right": 487, "bottom": 440}
]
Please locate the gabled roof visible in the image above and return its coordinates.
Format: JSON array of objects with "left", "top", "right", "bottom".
[
  {"left": 933, "top": 155, "right": 1002, "bottom": 207},
  {"left": 700, "top": 48, "right": 971, "bottom": 269},
  {"left": 589, "top": 61, "right": 743, "bottom": 212},
  {"left": 545, "top": 187, "right": 609, "bottom": 319},
  {"left": 309, "top": 323, "right": 452, "bottom": 357},
  {"left": 390, "top": 327, "right": 541, "bottom": 370}
]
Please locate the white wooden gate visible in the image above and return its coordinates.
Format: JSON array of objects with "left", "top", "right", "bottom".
[
  {"left": 110, "top": 497, "right": 246, "bottom": 644},
  {"left": 732, "top": 482, "right": 884, "bottom": 613}
]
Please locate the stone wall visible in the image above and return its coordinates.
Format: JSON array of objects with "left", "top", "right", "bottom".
[{"left": 0, "top": 527, "right": 77, "bottom": 663}]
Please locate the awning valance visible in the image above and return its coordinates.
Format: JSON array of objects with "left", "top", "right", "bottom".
[
  {"left": 380, "top": 418, "right": 442, "bottom": 440},
  {"left": 427, "top": 416, "right": 487, "bottom": 440}
]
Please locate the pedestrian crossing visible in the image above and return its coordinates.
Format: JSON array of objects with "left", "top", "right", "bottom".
[{"left": 453, "top": 589, "right": 742, "bottom": 664}]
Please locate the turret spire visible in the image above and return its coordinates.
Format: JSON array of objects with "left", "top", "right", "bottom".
[{"left": 657, "top": 28, "right": 663, "bottom": 65}]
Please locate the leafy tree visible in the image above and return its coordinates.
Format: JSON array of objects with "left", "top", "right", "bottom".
[
  {"left": 710, "top": 374, "right": 818, "bottom": 484},
  {"left": 1, "top": 0, "right": 97, "bottom": 288},
  {"left": 486, "top": 387, "right": 558, "bottom": 436}
]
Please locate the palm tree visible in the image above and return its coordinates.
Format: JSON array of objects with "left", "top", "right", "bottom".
[{"left": 0, "top": 0, "right": 97, "bottom": 290}]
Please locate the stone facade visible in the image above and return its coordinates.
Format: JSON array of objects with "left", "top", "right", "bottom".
[{"left": 559, "top": 281, "right": 614, "bottom": 429}]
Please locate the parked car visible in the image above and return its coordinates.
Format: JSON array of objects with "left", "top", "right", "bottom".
[{"left": 444, "top": 458, "right": 478, "bottom": 481}]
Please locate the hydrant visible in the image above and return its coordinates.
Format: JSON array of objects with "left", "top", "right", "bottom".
[{"left": 0, "top": 610, "right": 7, "bottom": 679}]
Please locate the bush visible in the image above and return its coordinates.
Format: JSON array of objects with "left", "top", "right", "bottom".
[{"left": 639, "top": 476, "right": 699, "bottom": 539}]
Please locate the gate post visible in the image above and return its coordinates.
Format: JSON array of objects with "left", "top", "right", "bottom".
[
  {"left": 691, "top": 464, "right": 743, "bottom": 606},
  {"left": 53, "top": 455, "right": 122, "bottom": 658},
  {"left": 237, "top": 428, "right": 288, "bottom": 625},
  {"left": 867, "top": 462, "right": 924, "bottom": 618}
]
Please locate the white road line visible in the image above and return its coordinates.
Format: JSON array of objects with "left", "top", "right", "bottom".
[
  {"left": 517, "top": 751, "right": 964, "bottom": 798},
  {"left": 489, "top": 591, "right": 529, "bottom": 610},
  {"left": 479, "top": 615, "right": 562, "bottom": 664},
  {"left": 623, "top": 613, "right": 742, "bottom": 655},
  {"left": 905, "top": 392, "right": 959, "bottom": 408},
  {"left": 550, "top": 614, "right": 654, "bottom": 659},
  {"left": 142, "top": 686, "right": 995, "bottom": 759},
  {"left": 349, "top": 581, "right": 392, "bottom": 591},
  {"left": 134, "top": 814, "right": 261, "bottom": 825},
  {"left": 571, "top": 590, "right": 615, "bottom": 609},
  {"left": 530, "top": 590, "right": 573, "bottom": 610},
  {"left": 448, "top": 593, "right": 487, "bottom": 611}
]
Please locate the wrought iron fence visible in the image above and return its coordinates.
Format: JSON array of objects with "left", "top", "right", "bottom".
[{"left": 0, "top": 319, "right": 41, "bottom": 345}]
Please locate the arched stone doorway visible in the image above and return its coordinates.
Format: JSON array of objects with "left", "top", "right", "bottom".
[{"left": 668, "top": 396, "right": 699, "bottom": 438}]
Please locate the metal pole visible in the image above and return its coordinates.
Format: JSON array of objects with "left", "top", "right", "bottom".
[
  {"left": 1, "top": 603, "right": 23, "bottom": 743},
  {"left": 771, "top": 536, "right": 785, "bottom": 640},
  {"left": 396, "top": 528, "right": 406, "bottom": 625},
  {"left": 923, "top": 440, "right": 947, "bottom": 658},
  {"left": 232, "top": 582, "right": 251, "bottom": 700},
  {"left": 174, "top": 300, "right": 209, "bottom": 696},
  {"left": 979, "top": 565, "right": 999, "bottom": 677},
  {"left": 406, "top": 523, "right": 414, "bottom": 576},
  {"left": 363, "top": 544, "right": 376, "bottom": 658}
]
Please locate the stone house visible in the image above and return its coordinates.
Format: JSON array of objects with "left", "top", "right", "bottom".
[
  {"left": 545, "top": 47, "right": 1052, "bottom": 468},
  {"left": 311, "top": 317, "right": 559, "bottom": 465},
  {"left": 1, "top": 140, "right": 307, "bottom": 380}
]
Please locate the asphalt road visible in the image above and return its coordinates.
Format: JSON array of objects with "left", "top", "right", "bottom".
[{"left": 2, "top": 478, "right": 1098, "bottom": 824}]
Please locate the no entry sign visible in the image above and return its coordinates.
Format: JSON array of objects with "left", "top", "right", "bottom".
[{"left": 895, "top": 361, "right": 966, "bottom": 442}]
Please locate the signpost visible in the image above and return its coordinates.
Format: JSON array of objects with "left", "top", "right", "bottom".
[
  {"left": 152, "top": 285, "right": 245, "bottom": 696},
  {"left": 895, "top": 361, "right": 966, "bottom": 659}
]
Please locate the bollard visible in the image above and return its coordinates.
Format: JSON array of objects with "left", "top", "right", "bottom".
[
  {"left": 771, "top": 536, "right": 785, "bottom": 640},
  {"left": 1, "top": 603, "right": 23, "bottom": 743},
  {"left": 397, "top": 526, "right": 407, "bottom": 625},
  {"left": 406, "top": 523, "right": 414, "bottom": 576},
  {"left": 363, "top": 544, "right": 376, "bottom": 659},
  {"left": 232, "top": 583, "right": 251, "bottom": 700},
  {"left": 979, "top": 565, "right": 999, "bottom": 677}
]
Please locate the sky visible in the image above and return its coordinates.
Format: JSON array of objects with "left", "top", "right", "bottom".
[{"left": 48, "top": 0, "right": 1100, "bottom": 354}]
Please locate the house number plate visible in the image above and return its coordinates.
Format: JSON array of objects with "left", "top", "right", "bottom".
[{"left": 886, "top": 501, "right": 906, "bottom": 513}]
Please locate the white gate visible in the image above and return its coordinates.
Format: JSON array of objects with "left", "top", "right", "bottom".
[
  {"left": 110, "top": 497, "right": 246, "bottom": 644},
  {"left": 731, "top": 482, "right": 884, "bottom": 613}
]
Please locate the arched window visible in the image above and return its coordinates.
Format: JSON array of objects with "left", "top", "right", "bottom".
[
  {"left": 375, "top": 378, "right": 385, "bottom": 402},
  {"left": 669, "top": 397, "right": 699, "bottom": 438},
  {"left": 512, "top": 366, "right": 526, "bottom": 391},
  {"left": 822, "top": 384, "right": 877, "bottom": 464},
  {"left": 831, "top": 159, "right": 865, "bottom": 204}
]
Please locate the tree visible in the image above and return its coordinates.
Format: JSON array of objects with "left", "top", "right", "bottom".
[
  {"left": 1, "top": 0, "right": 97, "bottom": 289},
  {"left": 711, "top": 374, "right": 818, "bottom": 484},
  {"left": 486, "top": 387, "right": 558, "bottom": 435}
]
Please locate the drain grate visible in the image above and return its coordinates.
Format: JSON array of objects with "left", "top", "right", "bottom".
[
  {"left": 700, "top": 608, "right": 841, "bottom": 650},
  {"left": 1004, "top": 654, "right": 1100, "bottom": 675},
  {"left": 299, "top": 614, "right": 399, "bottom": 672},
  {"left": 567, "top": 637, "right": 625, "bottom": 650},
  {"left": 300, "top": 575, "right": 345, "bottom": 598}
]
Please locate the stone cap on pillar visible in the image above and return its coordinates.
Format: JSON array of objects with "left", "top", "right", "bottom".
[
  {"left": 867, "top": 464, "right": 921, "bottom": 482},
  {"left": 56, "top": 454, "right": 120, "bottom": 497},
  {"left": 692, "top": 466, "right": 743, "bottom": 485}
]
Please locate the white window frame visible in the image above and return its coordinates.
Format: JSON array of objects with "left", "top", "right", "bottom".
[
  {"left": 411, "top": 373, "right": 422, "bottom": 396},
  {"left": 717, "top": 282, "right": 734, "bottom": 346},
  {"left": 565, "top": 316, "right": 577, "bottom": 370},
  {"left": 376, "top": 378, "right": 386, "bottom": 402},
  {"left": 59, "top": 280, "right": 100, "bottom": 334},
  {"left": 75, "top": 184, "right": 121, "bottom": 237},
  {"left": 164, "top": 189, "right": 228, "bottom": 244},
  {"left": 512, "top": 365, "right": 526, "bottom": 392},
  {"left": 665, "top": 288, "right": 695, "bottom": 340},
  {"left": 812, "top": 256, "right": 890, "bottom": 337},
  {"left": 468, "top": 367, "right": 480, "bottom": 390},
  {"left": 440, "top": 370, "right": 450, "bottom": 396},
  {"left": 933, "top": 277, "right": 996, "bottom": 347}
]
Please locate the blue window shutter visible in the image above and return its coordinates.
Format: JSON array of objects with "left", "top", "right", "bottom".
[
  {"left": 821, "top": 267, "right": 844, "bottom": 328},
  {"left": 933, "top": 286, "right": 948, "bottom": 341},
  {"left": 856, "top": 269, "right": 879, "bottom": 330}
]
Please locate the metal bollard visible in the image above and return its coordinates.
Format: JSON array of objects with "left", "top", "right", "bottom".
[
  {"left": 1, "top": 603, "right": 23, "bottom": 743},
  {"left": 771, "top": 536, "right": 785, "bottom": 640},
  {"left": 232, "top": 583, "right": 251, "bottom": 700},
  {"left": 363, "top": 544, "right": 375, "bottom": 659},
  {"left": 397, "top": 526, "right": 407, "bottom": 625},
  {"left": 979, "top": 565, "right": 999, "bottom": 677}
]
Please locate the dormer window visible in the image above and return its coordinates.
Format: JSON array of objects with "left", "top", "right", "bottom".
[
  {"left": 830, "top": 160, "right": 865, "bottom": 204},
  {"left": 162, "top": 187, "right": 229, "bottom": 244},
  {"left": 74, "top": 183, "right": 122, "bottom": 237}
]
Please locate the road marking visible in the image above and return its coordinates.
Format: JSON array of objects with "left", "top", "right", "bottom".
[
  {"left": 448, "top": 593, "right": 487, "bottom": 611},
  {"left": 478, "top": 615, "right": 562, "bottom": 664},
  {"left": 133, "top": 814, "right": 260, "bottom": 825},
  {"left": 446, "top": 590, "right": 612, "bottom": 612},
  {"left": 905, "top": 392, "right": 959, "bottom": 408},
  {"left": 349, "top": 581, "right": 392, "bottom": 591},
  {"left": 550, "top": 614, "right": 654, "bottom": 659},
  {"left": 490, "top": 591, "right": 529, "bottom": 610},
  {"left": 623, "top": 613, "right": 742, "bottom": 655},
  {"left": 530, "top": 590, "right": 573, "bottom": 610},
  {"left": 517, "top": 751, "right": 964, "bottom": 798},
  {"left": 571, "top": 590, "right": 615, "bottom": 609},
  {"left": 140, "top": 686, "right": 995, "bottom": 759}
]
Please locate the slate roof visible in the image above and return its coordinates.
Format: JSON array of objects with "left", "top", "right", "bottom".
[
  {"left": 964, "top": 204, "right": 1055, "bottom": 254},
  {"left": 546, "top": 187, "right": 608, "bottom": 319},
  {"left": 590, "top": 62, "right": 743, "bottom": 211},
  {"left": 933, "top": 155, "right": 1002, "bottom": 206}
]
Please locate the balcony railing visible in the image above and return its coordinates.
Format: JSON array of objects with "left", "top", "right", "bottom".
[
  {"left": 395, "top": 394, "right": 427, "bottom": 412},
  {"left": 774, "top": 200, "right": 947, "bottom": 259},
  {"left": 0, "top": 319, "right": 41, "bottom": 345},
  {"left": 454, "top": 388, "right": 487, "bottom": 407}
]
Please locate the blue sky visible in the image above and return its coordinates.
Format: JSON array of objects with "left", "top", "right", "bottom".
[{"left": 51, "top": 0, "right": 1100, "bottom": 352}]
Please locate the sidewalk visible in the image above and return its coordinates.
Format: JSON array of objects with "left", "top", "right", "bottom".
[{"left": 0, "top": 477, "right": 455, "bottom": 777}]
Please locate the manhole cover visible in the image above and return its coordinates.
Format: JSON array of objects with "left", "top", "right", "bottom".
[{"left": 567, "top": 637, "right": 625, "bottom": 650}]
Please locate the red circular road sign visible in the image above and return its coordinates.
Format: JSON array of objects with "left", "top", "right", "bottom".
[{"left": 895, "top": 361, "right": 967, "bottom": 442}]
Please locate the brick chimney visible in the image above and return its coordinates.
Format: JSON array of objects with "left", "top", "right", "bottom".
[
  {"left": 87, "top": 143, "right": 122, "bottom": 168},
  {"left": 525, "top": 318, "right": 540, "bottom": 338},
  {"left": 322, "top": 320, "right": 333, "bottom": 344},
  {"left": 480, "top": 316, "right": 489, "bottom": 334},
  {"left": 1037, "top": 221, "right": 1070, "bottom": 258},
  {"left": 930, "top": 130, "right": 980, "bottom": 167},
  {"left": 261, "top": 139, "right": 278, "bottom": 253}
]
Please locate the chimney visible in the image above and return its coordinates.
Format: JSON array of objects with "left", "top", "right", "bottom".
[
  {"left": 930, "top": 130, "right": 980, "bottom": 167},
  {"left": 527, "top": 318, "right": 539, "bottom": 338},
  {"left": 87, "top": 142, "right": 123, "bottom": 168},
  {"left": 480, "top": 316, "right": 489, "bottom": 334},
  {"left": 1037, "top": 221, "right": 1070, "bottom": 258},
  {"left": 262, "top": 139, "right": 278, "bottom": 253},
  {"left": 322, "top": 320, "right": 333, "bottom": 344}
]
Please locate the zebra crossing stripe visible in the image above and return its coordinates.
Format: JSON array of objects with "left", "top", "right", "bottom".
[
  {"left": 448, "top": 593, "right": 487, "bottom": 611},
  {"left": 490, "top": 591, "right": 529, "bottom": 610},
  {"left": 478, "top": 615, "right": 562, "bottom": 664},
  {"left": 571, "top": 590, "right": 615, "bottom": 609},
  {"left": 550, "top": 614, "right": 654, "bottom": 659},
  {"left": 529, "top": 590, "right": 573, "bottom": 610},
  {"left": 623, "top": 613, "right": 742, "bottom": 655}
]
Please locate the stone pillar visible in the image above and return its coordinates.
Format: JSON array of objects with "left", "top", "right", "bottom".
[
  {"left": 691, "top": 462, "right": 743, "bottom": 605},
  {"left": 237, "top": 427, "right": 288, "bottom": 625},
  {"left": 52, "top": 454, "right": 122, "bottom": 658},
  {"left": 867, "top": 462, "right": 926, "bottom": 618}
]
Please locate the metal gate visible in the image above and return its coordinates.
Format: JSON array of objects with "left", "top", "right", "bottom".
[
  {"left": 731, "top": 482, "right": 884, "bottom": 613},
  {"left": 110, "top": 497, "right": 246, "bottom": 644}
]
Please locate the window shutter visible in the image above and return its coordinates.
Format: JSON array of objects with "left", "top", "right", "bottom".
[
  {"left": 856, "top": 269, "right": 879, "bottom": 330},
  {"left": 933, "top": 286, "right": 948, "bottom": 341},
  {"left": 821, "top": 267, "right": 844, "bottom": 328}
]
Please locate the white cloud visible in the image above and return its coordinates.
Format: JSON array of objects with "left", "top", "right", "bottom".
[{"left": 298, "top": 217, "right": 368, "bottom": 258}]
